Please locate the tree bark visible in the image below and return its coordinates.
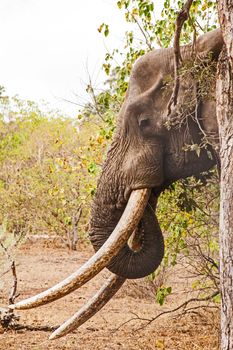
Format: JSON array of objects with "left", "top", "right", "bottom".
[{"left": 216, "top": 1, "right": 233, "bottom": 349}]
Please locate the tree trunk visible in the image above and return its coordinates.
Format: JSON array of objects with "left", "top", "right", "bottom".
[{"left": 216, "top": 2, "right": 233, "bottom": 349}]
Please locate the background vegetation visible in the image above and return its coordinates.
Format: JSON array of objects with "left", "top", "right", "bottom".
[{"left": 0, "top": 0, "right": 219, "bottom": 306}]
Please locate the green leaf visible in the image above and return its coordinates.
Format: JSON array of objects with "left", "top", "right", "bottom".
[{"left": 155, "top": 286, "right": 172, "bottom": 306}]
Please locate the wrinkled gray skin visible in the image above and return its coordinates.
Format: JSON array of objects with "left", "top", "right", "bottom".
[{"left": 89, "top": 29, "right": 223, "bottom": 279}]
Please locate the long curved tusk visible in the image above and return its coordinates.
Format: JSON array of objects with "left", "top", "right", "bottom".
[
  {"left": 49, "top": 274, "right": 125, "bottom": 340},
  {"left": 9, "top": 188, "right": 150, "bottom": 310}
]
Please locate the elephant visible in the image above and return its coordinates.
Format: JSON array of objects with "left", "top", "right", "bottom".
[
  {"left": 9, "top": 28, "right": 223, "bottom": 339},
  {"left": 89, "top": 28, "right": 223, "bottom": 279}
]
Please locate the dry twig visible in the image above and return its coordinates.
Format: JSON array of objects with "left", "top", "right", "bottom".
[
  {"left": 114, "top": 290, "right": 219, "bottom": 332},
  {"left": 0, "top": 241, "right": 19, "bottom": 304},
  {"left": 0, "top": 240, "right": 20, "bottom": 329},
  {"left": 128, "top": 10, "right": 153, "bottom": 50},
  {"left": 8, "top": 261, "right": 18, "bottom": 304}
]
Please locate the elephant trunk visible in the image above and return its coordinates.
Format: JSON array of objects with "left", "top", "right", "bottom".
[{"left": 89, "top": 191, "right": 164, "bottom": 279}]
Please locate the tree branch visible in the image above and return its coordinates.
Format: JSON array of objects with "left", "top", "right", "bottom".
[
  {"left": 128, "top": 10, "right": 153, "bottom": 50},
  {"left": 167, "top": 0, "right": 194, "bottom": 118}
]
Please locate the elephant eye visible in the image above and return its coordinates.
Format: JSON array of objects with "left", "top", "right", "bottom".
[{"left": 138, "top": 116, "right": 150, "bottom": 130}]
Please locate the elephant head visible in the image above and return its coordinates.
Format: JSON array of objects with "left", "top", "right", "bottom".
[
  {"left": 89, "top": 28, "right": 223, "bottom": 279},
  {"left": 10, "top": 28, "right": 223, "bottom": 339}
]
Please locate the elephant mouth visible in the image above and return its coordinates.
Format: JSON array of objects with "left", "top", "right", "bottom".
[{"left": 9, "top": 188, "right": 160, "bottom": 339}]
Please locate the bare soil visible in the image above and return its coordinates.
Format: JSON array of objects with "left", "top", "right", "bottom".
[{"left": 0, "top": 241, "right": 219, "bottom": 350}]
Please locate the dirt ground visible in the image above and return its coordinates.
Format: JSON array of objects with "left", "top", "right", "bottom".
[{"left": 0, "top": 241, "right": 219, "bottom": 350}]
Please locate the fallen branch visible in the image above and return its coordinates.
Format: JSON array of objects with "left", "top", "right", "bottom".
[
  {"left": 8, "top": 323, "right": 57, "bottom": 332},
  {"left": 0, "top": 307, "right": 19, "bottom": 329},
  {"left": 0, "top": 308, "right": 57, "bottom": 333}
]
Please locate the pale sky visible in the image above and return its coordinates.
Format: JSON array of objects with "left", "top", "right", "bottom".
[{"left": 0, "top": 0, "right": 135, "bottom": 116}]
